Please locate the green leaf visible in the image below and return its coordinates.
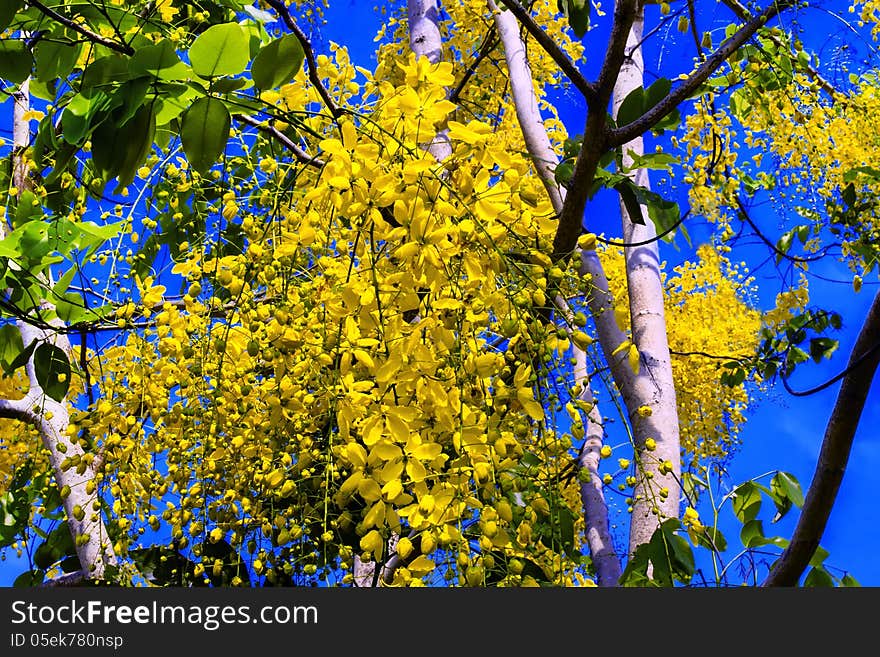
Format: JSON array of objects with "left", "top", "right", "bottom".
[
  {"left": 644, "top": 77, "right": 672, "bottom": 111},
  {"left": 52, "top": 267, "right": 76, "bottom": 300},
  {"left": 619, "top": 541, "right": 657, "bottom": 587},
  {"left": 189, "top": 23, "right": 250, "bottom": 78},
  {"left": 252, "top": 34, "right": 305, "bottom": 90},
  {"left": 34, "top": 39, "right": 80, "bottom": 82},
  {"left": 153, "top": 83, "right": 200, "bottom": 125},
  {"left": 0, "top": 325, "right": 24, "bottom": 374},
  {"left": 647, "top": 198, "right": 680, "bottom": 240},
  {"left": 692, "top": 525, "right": 727, "bottom": 553},
  {"left": 14, "top": 189, "right": 42, "bottom": 227},
  {"left": 0, "top": 39, "right": 33, "bottom": 84},
  {"left": 33, "top": 343, "right": 71, "bottom": 402},
  {"left": 210, "top": 77, "right": 251, "bottom": 93},
  {"left": 624, "top": 150, "right": 679, "bottom": 171},
  {"left": 615, "top": 180, "right": 645, "bottom": 225},
  {"left": 732, "top": 481, "right": 762, "bottom": 523},
  {"left": 130, "top": 39, "right": 188, "bottom": 79},
  {"left": 657, "top": 520, "right": 694, "bottom": 584},
  {"left": 60, "top": 93, "right": 93, "bottom": 145},
  {"left": 740, "top": 518, "right": 765, "bottom": 548},
  {"left": 771, "top": 471, "right": 805, "bottom": 511},
  {"left": 114, "top": 104, "right": 157, "bottom": 193},
  {"left": 804, "top": 567, "right": 834, "bottom": 587},
  {"left": 554, "top": 161, "right": 574, "bottom": 186},
  {"left": 4, "top": 338, "right": 36, "bottom": 376},
  {"left": 616, "top": 86, "right": 645, "bottom": 127},
  {"left": 809, "top": 337, "right": 838, "bottom": 363},
  {"left": 34, "top": 522, "right": 75, "bottom": 570},
  {"left": 180, "top": 96, "right": 231, "bottom": 174},
  {"left": 13, "top": 569, "right": 45, "bottom": 587},
  {"left": 809, "top": 545, "right": 829, "bottom": 568},
  {"left": 840, "top": 573, "right": 860, "bottom": 587},
  {"left": 559, "top": 0, "right": 590, "bottom": 39},
  {"left": 80, "top": 54, "right": 131, "bottom": 97},
  {"left": 0, "top": 0, "right": 23, "bottom": 33},
  {"left": 17, "top": 221, "right": 52, "bottom": 260}
]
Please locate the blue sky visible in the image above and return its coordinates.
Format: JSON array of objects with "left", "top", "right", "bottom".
[{"left": 2, "top": 0, "right": 878, "bottom": 585}]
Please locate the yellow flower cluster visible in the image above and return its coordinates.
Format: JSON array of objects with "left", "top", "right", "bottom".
[
  {"left": 600, "top": 244, "right": 762, "bottom": 463},
  {"left": 65, "top": 49, "right": 596, "bottom": 586}
]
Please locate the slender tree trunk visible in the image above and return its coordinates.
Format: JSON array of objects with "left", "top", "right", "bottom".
[
  {"left": 408, "top": 0, "right": 452, "bottom": 163},
  {"left": 610, "top": 8, "right": 682, "bottom": 555},
  {"left": 763, "top": 291, "right": 880, "bottom": 586},
  {"left": 493, "top": 1, "right": 620, "bottom": 585},
  {"left": 0, "top": 80, "right": 116, "bottom": 580}
]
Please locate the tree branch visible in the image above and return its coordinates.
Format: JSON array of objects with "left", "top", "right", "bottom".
[
  {"left": 495, "top": 0, "right": 597, "bottom": 104},
  {"left": 608, "top": 0, "right": 796, "bottom": 147},
  {"left": 550, "top": 0, "right": 642, "bottom": 261},
  {"left": 234, "top": 114, "right": 325, "bottom": 168},
  {"left": 28, "top": 0, "right": 134, "bottom": 55},
  {"left": 263, "top": 0, "right": 342, "bottom": 120},
  {"left": 763, "top": 291, "right": 880, "bottom": 586},
  {"left": 596, "top": 0, "right": 641, "bottom": 99},
  {"left": 0, "top": 395, "right": 37, "bottom": 424},
  {"left": 449, "top": 26, "right": 498, "bottom": 104}
]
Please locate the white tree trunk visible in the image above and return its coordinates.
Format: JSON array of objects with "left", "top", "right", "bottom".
[
  {"left": 493, "top": 2, "right": 620, "bottom": 585},
  {"left": 19, "top": 320, "right": 117, "bottom": 578},
  {"left": 11, "top": 80, "right": 30, "bottom": 198},
  {"left": 610, "top": 10, "right": 682, "bottom": 555},
  {"left": 0, "top": 80, "right": 116, "bottom": 580},
  {"left": 408, "top": 0, "right": 452, "bottom": 162}
]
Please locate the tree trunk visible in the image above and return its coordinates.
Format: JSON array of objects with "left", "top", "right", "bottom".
[
  {"left": 0, "top": 80, "right": 116, "bottom": 580},
  {"left": 610, "top": 9, "right": 682, "bottom": 555},
  {"left": 493, "top": 1, "right": 620, "bottom": 585},
  {"left": 763, "top": 291, "right": 880, "bottom": 586}
]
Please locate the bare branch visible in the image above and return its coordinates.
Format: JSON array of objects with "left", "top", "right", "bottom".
[
  {"left": 28, "top": 0, "right": 134, "bottom": 55},
  {"left": 763, "top": 291, "right": 880, "bottom": 586},
  {"left": 234, "top": 114, "right": 325, "bottom": 168},
  {"left": 596, "top": 0, "right": 641, "bottom": 98},
  {"left": 609, "top": 0, "right": 796, "bottom": 147},
  {"left": 550, "top": 110, "right": 607, "bottom": 261},
  {"left": 449, "top": 26, "right": 498, "bottom": 104},
  {"left": 495, "top": 0, "right": 597, "bottom": 104},
  {"left": 550, "top": 0, "right": 643, "bottom": 261},
  {"left": 263, "top": 0, "right": 343, "bottom": 120},
  {"left": 0, "top": 395, "right": 37, "bottom": 424}
]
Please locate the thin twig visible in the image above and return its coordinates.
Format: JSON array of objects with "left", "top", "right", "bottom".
[
  {"left": 449, "top": 25, "right": 499, "bottom": 104},
  {"left": 29, "top": 0, "right": 133, "bottom": 55},
  {"left": 721, "top": 0, "right": 837, "bottom": 98},
  {"left": 263, "top": 0, "right": 343, "bottom": 120},
  {"left": 235, "top": 114, "right": 325, "bottom": 167}
]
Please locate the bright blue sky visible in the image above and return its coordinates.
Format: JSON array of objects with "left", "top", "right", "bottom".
[{"left": 2, "top": 0, "right": 878, "bottom": 585}]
